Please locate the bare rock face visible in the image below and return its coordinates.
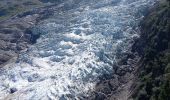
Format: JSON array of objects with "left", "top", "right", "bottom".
[{"left": 0, "top": 6, "right": 54, "bottom": 66}]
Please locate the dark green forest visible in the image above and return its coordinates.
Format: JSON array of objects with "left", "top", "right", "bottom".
[{"left": 132, "top": 0, "right": 170, "bottom": 100}]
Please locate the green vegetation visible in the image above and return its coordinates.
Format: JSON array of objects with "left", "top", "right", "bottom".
[
  {"left": 0, "top": 0, "right": 67, "bottom": 21},
  {"left": 0, "top": 0, "right": 46, "bottom": 21},
  {"left": 132, "top": 0, "right": 170, "bottom": 100}
]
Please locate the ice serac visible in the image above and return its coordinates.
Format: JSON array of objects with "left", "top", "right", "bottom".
[{"left": 0, "top": 0, "right": 156, "bottom": 99}]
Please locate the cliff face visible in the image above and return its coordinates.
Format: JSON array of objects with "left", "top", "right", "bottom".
[{"left": 132, "top": 0, "right": 170, "bottom": 100}]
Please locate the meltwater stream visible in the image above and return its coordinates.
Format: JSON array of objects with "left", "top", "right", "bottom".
[{"left": 0, "top": 0, "right": 156, "bottom": 99}]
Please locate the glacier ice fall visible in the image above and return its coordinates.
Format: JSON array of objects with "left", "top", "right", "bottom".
[{"left": 0, "top": 0, "right": 156, "bottom": 99}]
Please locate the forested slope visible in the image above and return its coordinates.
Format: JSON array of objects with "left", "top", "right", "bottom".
[{"left": 132, "top": 0, "right": 170, "bottom": 100}]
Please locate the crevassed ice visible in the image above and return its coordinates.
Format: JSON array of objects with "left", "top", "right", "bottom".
[{"left": 0, "top": 0, "right": 156, "bottom": 99}]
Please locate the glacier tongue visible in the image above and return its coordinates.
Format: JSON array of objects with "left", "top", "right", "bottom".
[{"left": 0, "top": 0, "right": 156, "bottom": 99}]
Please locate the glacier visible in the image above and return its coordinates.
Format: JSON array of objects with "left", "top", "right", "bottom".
[{"left": 0, "top": 0, "right": 156, "bottom": 99}]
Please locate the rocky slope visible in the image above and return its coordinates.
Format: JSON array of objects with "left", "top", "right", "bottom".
[
  {"left": 0, "top": 4, "right": 55, "bottom": 66},
  {"left": 0, "top": 0, "right": 67, "bottom": 66},
  {"left": 132, "top": 0, "right": 170, "bottom": 100}
]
